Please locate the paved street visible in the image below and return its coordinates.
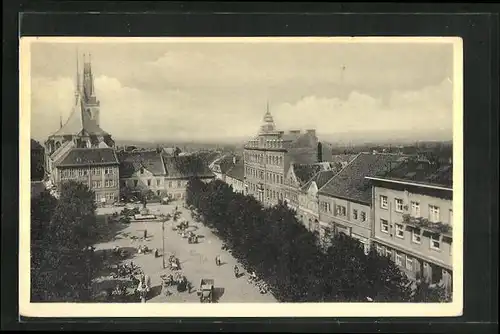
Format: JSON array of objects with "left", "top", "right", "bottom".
[{"left": 93, "top": 201, "right": 277, "bottom": 303}]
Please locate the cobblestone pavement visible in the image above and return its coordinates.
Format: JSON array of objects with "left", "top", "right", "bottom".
[{"left": 93, "top": 201, "right": 277, "bottom": 303}]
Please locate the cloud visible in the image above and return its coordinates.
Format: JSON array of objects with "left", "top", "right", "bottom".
[
  {"left": 30, "top": 77, "right": 74, "bottom": 140},
  {"left": 31, "top": 73, "right": 453, "bottom": 144},
  {"left": 271, "top": 78, "right": 453, "bottom": 137}
]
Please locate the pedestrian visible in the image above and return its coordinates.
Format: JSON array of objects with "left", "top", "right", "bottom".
[
  {"left": 234, "top": 265, "right": 239, "bottom": 278},
  {"left": 144, "top": 229, "right": 147, "bottom": 239}
]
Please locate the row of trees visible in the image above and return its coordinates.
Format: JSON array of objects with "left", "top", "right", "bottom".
[
  {"left": 31, "top": 181, "right": 99, "bottom": 301},
  {"left": 186, "top": 178, "right": 451, "bottom": 302}
]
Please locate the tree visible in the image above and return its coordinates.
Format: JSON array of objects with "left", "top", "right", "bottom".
[
  {"left": 50, "top": 180, "right": 98, "bottom": 250},
  {"left": 412, "top": 280, "right": 452, "bottom": 302},
  {"left": 186, "top": 178, "right": 419, "bottom": 302},
  {"left": 31, "top": 139, "right": 45, "bottom": 181},
  {"left": 31, "top": 180, "right": 98, "bottom": 301},
  {"left": 317, "top": 142, "right": 323, "bottom": 162}
]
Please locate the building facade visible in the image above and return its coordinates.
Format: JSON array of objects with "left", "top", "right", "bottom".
[
  {"left": 296, "top": 169, "right": 337, "bottom": 233},
  {"left": 243, "top": 106, "right": 319, "bottom": 207},
  {"left": 225, "top": 162, "right": 245, "bottom": 194},
  {"left": 119, "top": 150, "right": 215, "bottom": 201},
  {"left": 318, "top": 153, "right": 405, "bottom": 252},
  {"left": 367, "top": 160, "right": 453, "bottom": 292},
  {"left": 56, "top": 148, "right": 120, "bottom": 204}
]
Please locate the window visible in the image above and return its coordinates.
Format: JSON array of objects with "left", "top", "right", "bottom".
[
  {"left": 380, "top": 219, "right": 389, "bottom": 233},
  {"left": 429, "top": 205, "right": 440, "bottom": 223},
  {"left": 376, "top": 245, "right": 384, "bottom": 255},
  {"left": 449, "top": 209, "right": 453, "bottom": 224},
  {"left": 140, "top": 168, "right": 144, "bottom": 175},
  {"left": 395, "top": 252, "right": 403, "bottom": 266},
  {"left": 353, "top": 209, "right": 358, "bottom": 220},
  {"left": 430, "top": 234, "right": 441, "bottom": 250},
  {"left": 385, "top": 248, "right": 392, "bottom": 258},
  {"left": 411, "top": 201, "right": 420, "bottom": 217},
  {"left": 168, "top": 181, "right": 172, "bottom": 188},
  {"left": 395, "top": 198, "right": 404, "bottom": 212},
  {"left": 395, "top": 223, "right": 404, "bottom": 238},
  {"left": 406, "top": 256, "right": 414, "bottom": 271},
  {"left": 380, "top": 195, "right": 388, "bottom": 209},
  {"left": 78, "top": 169, "right": 85, "bottom": 176},
  {"left": 360, "top": 211, "right": 367, "bottom": 222},
  {"left": 177, "top": 180, "right": 181, "bottom": 188},
  {"left": 92, "top": 181, "right": 98, "bottom": 188},
  {"left": 412, "top": 230, "right": 421, "bottom": 244},
  {"left": 156, "top": 179, "right": 161, "bottom": 186},
  {"left": 133, "top": 180, "right": 138, "bottom": 187},
  {"left": 336, "top": 205, "right": 347, "bottom": 217},
  {"left": 147, "top": 179, "right": 152, "bottom": 186}
]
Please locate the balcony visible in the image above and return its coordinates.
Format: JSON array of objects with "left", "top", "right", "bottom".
[{"left": 402, "top": 214, "right": 452, "bottom": 237}]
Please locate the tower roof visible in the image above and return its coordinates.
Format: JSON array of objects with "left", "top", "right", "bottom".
[{"left": 52, "top": 94, "right": 108, "bottom": 137}]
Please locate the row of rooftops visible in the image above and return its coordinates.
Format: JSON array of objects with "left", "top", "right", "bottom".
[
  {"left": 316, "top": 152, "right": 453, "bottom": 204},
  {"left": 214, "top": 151, "right": 453, "bottom": 204},
  {"left": 55, "top": 148, "right": 215, "bottom": 179}
]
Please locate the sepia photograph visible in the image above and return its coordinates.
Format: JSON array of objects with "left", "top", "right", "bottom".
[{"left": 20, "top": 37, "right": 463, "bottom": 317}]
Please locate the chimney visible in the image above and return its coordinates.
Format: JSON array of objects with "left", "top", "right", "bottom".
[
  {"left": 306, "top": 129, "right": 316, "bottom": 136},
  {"left": 289, "top": 130, "right": 301, "bottom": 135}
]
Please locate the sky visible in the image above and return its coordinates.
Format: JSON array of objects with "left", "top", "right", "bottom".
[{"left": 29, "top": 39, "right": 456, "bottom": 144}]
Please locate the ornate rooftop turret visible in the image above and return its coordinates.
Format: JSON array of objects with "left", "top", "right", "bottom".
[{"left": 259, "top": 101, "right": 277, "bottom": 134}]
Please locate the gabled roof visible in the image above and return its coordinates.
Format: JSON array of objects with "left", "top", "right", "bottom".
[
  {"left": 52, "top": 94, "right": 108, "bottom": 137},
  {"left": 226, "top": 162, "right": 244, "bottom": 181},
  {"left": 302, "top": 169, "right": 337, "bottom": 191},
  {"left": 163, "top": 155, "right": 214, "bottom": 179},
  {"left": 213, "top": 154, "right": 237, "bottom": 174},
  {"left": 318, "top": 152, "right": 404, "bottom": 204},
  {"left": 57, "top": 148, "right": 119, "bottom": 167},
  {"left": 293, "top": 164, "right": 323, "bottom": 186},
  {"left": 118, "top": 150, "right": 166, "bottom": 177}
]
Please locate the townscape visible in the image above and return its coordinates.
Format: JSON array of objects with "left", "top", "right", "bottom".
[{"left": 30, "top": 45, "right": 454, "bottom": 304}]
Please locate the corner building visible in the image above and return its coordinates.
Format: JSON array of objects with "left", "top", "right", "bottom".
[{"left": 243, "top": 106, "right": 319, "bottom": 207}]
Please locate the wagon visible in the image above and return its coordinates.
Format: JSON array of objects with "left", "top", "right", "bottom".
[{"left": 198, "top": 278, "right": 214, "bottom": 303}]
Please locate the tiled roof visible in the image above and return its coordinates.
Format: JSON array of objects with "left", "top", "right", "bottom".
[
  {"left": 163, "top": 155, "right": 214, "bottom": 179},
  {"left": 215, "top": 155, "right": 237, "bottom": 174},
  {"left": 57, "top": 148, "right": 119, "bottom": 167},
  {"left": 118, "top": 150, "right": 166, "bottom": 177},
  {"left": 327, "top": 154, "right": 358, "bottom": 166},
  {"left": 381, "top": 158, "right": 453, "bottom": 188},
  {"left": 52, "top": 94, "right": 109, "bottom": 137},
  {"left": 302, "top": 169, "right": 337, "bottom": 191},
  {"left": 226, "top": 162, "right": 244, "bottom": 181},
  {"left": 318, "top": 152, "right": 404, "bottom": 204},
  {"left": 196, "top": 151, "right": 223, "bottom": 166},
  {"left": 293, "top": 164, "right": 323, "bottom": 185}
]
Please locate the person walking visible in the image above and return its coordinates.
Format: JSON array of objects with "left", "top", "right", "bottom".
[{"left": 144, "top": 229, "right": 147, "bottom": 239}]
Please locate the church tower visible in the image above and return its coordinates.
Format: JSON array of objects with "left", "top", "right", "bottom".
[{"left": 82, "top": 53, "right": 101, "bottom": 127}]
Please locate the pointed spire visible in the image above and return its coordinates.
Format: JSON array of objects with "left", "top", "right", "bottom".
[
  {"left": 260, "top": 100, "right": 276, "bottom": 134},
  {"left": 75, "top": 48, "right": 81, "bottom": 94}
]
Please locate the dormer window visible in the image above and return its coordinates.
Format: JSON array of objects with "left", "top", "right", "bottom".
[{"left": 140, "top": 167, "right": 145, "bottom": 175}]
